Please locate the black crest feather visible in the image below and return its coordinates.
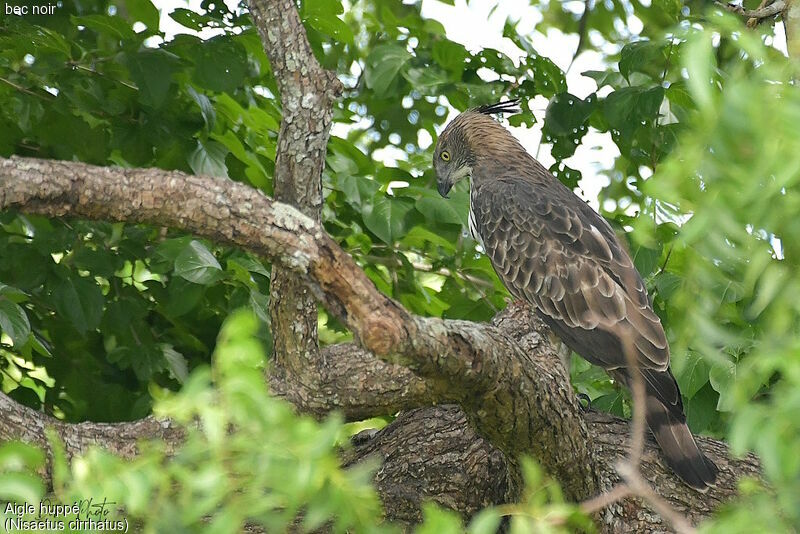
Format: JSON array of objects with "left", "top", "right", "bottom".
[{"left": 475, "top": 99, "right": 521, "bottom": 116}]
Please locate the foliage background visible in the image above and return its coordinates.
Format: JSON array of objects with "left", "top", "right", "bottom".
[{"left": 0, "top": 0, "right": 798, "bottom": 530}]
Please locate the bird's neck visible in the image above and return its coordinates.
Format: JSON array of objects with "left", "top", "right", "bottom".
[{"left": 470, "top": 144, "right": 544, "bottom": 186}]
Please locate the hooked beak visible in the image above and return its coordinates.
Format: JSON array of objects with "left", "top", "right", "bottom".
[{"left": 437, "top": 180, "right": 453, "bottom": 198}]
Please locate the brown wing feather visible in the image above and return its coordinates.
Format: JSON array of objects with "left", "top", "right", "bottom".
[{"left": 472, "top": 177, "right": 669, "bottom": 372}]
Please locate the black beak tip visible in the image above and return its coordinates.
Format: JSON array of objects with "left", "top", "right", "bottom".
[{"left": 437, "top": 182, "right": 452, "bottom": 198}]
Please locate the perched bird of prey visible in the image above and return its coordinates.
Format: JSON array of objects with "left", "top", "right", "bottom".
[{"left": 433, "top": 99, "right": 718, "bottom": 491}]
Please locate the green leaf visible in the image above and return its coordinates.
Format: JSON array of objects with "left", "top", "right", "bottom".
[
  {"left": 654, "top": 271, "right": 682, "bottom": 299},
  {"left": 684, "top": 32, "right": 715, "bottom": 110},
  {"left": 619, "top": 40, "right": 666, "bottom": 80},
  {"left": 161, "top": 344, "right": 188, "bottom": 384},
  {"left": 603, "top": 86, "right": 664, "bottom": 137},
  {"left": 187, "top": 86, "right": 216, "bottom": 131},
  {"left": 0, "top": 441, "right": 44, "bottom": 472},
  {"left": 124, "top": 0, "right": 161, "bottom": 33},
  {"left": 174, "top": 240, "right": 222, "bottom": 285},
  {"left": 543, "top": 93, "right": 594, "bottom": 159},
  {"left": 467, "top": 509, "right": 503, "bottom": 534},
  {"left": 675, "top": 351, "right": 710, "bottom": 398},
  {"left": 592, "top": 391, "right": 626, "bottom": 416},
  {"left": 432, "top": 40, "right": 468, "bottom": 71},
  {"left": 403, "top": 67, "right": 449, "bottom": 89},
  {"left": 365, "top": 44, "right": 412, "bottom": 95},
  {"left": 191, "top": 36, "right": 249, "bottom": 93},
  {"left": 709, "top": 359, "right": 736, "bottom": 412},
  {"left": 0, "top": 299, "right": 30, "bottom": 347},
  {"left": 125, "top": 49, "right": 180, "bottom": 108},
  {"left": 417, "top": 503, "right": 463, "bottom": 534},
  {"left": 581, "top": 70, "right": 626, "bottom": 89},
  {"left": 361, "top": 195, "right": 414, "bottom": 245},
  {"left": 163, "top": 276, "right": 205, "bottom": 317},
  {"left": 168, "top": 8, "right": 216, "bottom": 30},
  {"left": 188, "top": 140, "right": 230, "bottom": 178},
  {"left": 0, "top": 472, "right": 44, "bottom": 503},
  {"left": 685, "top": 383, "right": 718, "bottom": 433},
  {"left": 415, "top": 196, "right": 465, "bottom": 226},
  {"left": 0, "top": 284, "right": 28, "bottom": 303},
  {"left": 52, "top": 277, "right": 104, "bottom": 335},
  {"left": 72, "top": 14, "right": 137, "bottom": 40},
  {"left": 249, "top": 290, "right": 270, "bottom": 324},
  {"left": 631, "top": 244, "right": 661, "bottom": 277},
  {"left": 528, "top": 53, "right": 567, "bottom": 97},
  {"left": 303, "top": 0, "right": 353, "bottom": 44}
]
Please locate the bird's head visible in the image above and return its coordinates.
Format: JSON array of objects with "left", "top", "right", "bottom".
[{"left": 433, "top": 99, "right": 522, "bottom": 198}]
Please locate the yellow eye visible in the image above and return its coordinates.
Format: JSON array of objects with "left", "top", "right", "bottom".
[{"left": 441, "top": 151, "right": 450, "bottom": 162}]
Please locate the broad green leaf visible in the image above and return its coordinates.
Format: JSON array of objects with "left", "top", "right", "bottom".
[
  {"left": 432, "top": 40, "right": 468, "bottom": 71},
  {"left": 684, "top": 32, "right": 715, "bottom": 110},
  {"left": 709, "top": 359, "right": 737, "bottom": 412},
  {"left": 72, "top": 14, "right": 137, "bottom": 40},
  {"left": 631, "top": 244, "right": 661, "bottom": 277},
  {"left": 125, "top": 49, "right": 180, "bottom": 108},
  {"left": 187, "top": 86, "right": 216, "bottom": 131},
  {"left": 163, "top": 276, "right": 205, "bottom": 317},
  {"left": 161, "top": 344, "right": 188, "bottom": 384},
  {"left": 415, "top": 196, "right": 464, "bottom": 226},
  {"left": 403, "top": 67, "right": 449, "bottom": 89},
  {"left": 303, "top": 0, "right": 353, "bottom": 44},
  {"left": 188, "top": 140, "right": 230, "bottom": 179},
  {"left": 603, "top": 86, "right": 664, "bottom": 137},
  {"left": 619, "top": 40, "right": 666, "bottom": 80},
  {"left": 361, "top": 195, "right": 414, "bottom": 245},
  {"left": 124, "top": 0, "right": 161, "bottom": 32},
  {"left": 0, "top": 299, "right": 30, "bottom": 347},
  {"left": 417, "top": 503, "right": 463, "bottom": 534},
  {"left": 52, "top": 277, "right": 104, "bottom": 335},
  {"left": 174, "top": 240, "right": 222, "bottom": 285},
  {"left": 543, "top": 93, "right": 595, "bottom": 159},
  {"left": 169, "top": 8, "right": 216, "bottom": 30},
  {"left": 0, "top": 472, "right": 44, "bottom": 504},
  {"left": 365, "top": 44, "right": 412, "bottom": 95},
  {"left": 191, "top": 36, "right": 249, "bottom": 93},
  {"left": 675, "top": 351, "right": 711, "bottom": 398},
  {"left": 0, "top": 442, "right": 44, "bottom": 471}
]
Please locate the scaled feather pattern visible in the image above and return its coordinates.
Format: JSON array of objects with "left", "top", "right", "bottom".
[{"left": 433, "top": 100, "right": 718, "bottom": 491}]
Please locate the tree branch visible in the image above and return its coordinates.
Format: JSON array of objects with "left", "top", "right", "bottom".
[
  {"left": 246, "top": 0, "right": 343, "bottom": 386},
  {"left": 0, "top": 156, "right": 597, "bottom": 497},
  {"left": 0, "top": 156, "right": 762, "bottom": 526},
  {"left": 0, "top": 391, "right": 184, "bottom": 478},
  {"left": 714, "top": 0, "right": 786, "bottom": 22},
  {"left": 268, "top": 343, "right": 438, "bottom": 420}
]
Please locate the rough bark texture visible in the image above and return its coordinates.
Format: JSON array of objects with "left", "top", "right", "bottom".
[
  {"left": 0, "top": 389, "right": 184, "bottom": 476},
  {"left": 269, "top": 343, "right": 437, "bottom": 420},
  {"left": 247, "top": 0, "right": 341, "bottom": 388},
  {"left": 342, "top": 405, "right": 517, "bottom": 527},
  {"left": 0, "top": 148, "right": 760, "bottom": 532},
  {"left": 0, "top": 0, "right": 766, "bottom": 530}
]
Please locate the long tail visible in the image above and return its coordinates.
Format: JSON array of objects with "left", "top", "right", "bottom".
[{"left": 642, "top": 369, "right": 719, "bottom": 491}]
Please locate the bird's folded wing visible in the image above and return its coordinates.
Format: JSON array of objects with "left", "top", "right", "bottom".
[{"left": 471, "top": 177, "right": 669, "bottom": 371}]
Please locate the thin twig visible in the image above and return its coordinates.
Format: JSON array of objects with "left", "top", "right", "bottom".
[
  {"left": 0, "top": 76, "right": 54, "bottom": 100},
  {"left": 617, "top": 462, "right": 697, "bottom": 534},
  {"left": 567, "top": 0, "right": 593, "bottom": 74},
  {"left": 579, "top": 483, "right": 631, "bottom": 514},
  {"left": 714, "top": 0, "right": 785, "bottom": 21},
  {"left": 69, "top": 63, "right": 139, "bottom": 91},
  {"left": 578, "top": 326, "right": 695, "bottom": 533},
  {"left": 620, "top": 328, "right": 646, "bottom": 466}
]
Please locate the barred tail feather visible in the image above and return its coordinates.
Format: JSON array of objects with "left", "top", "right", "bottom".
[{"left": 645, "top": 396, "right": 719, "bottom": 492}]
